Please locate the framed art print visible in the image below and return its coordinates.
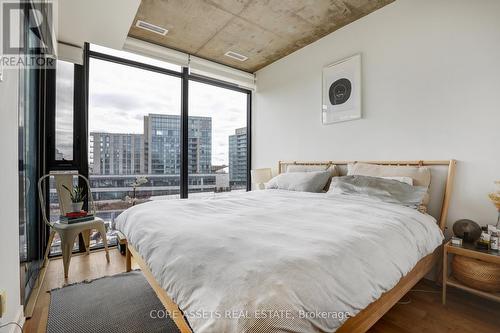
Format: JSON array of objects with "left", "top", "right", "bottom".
[{"left": 322, "top": 54, "right": 361, "bottom": 124}]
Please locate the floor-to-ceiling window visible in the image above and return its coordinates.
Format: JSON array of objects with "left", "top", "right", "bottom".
[
  {"left": 48, "top": 60, "right": 77, "bottom": 254},
  {"left": 188, "top": 81, "right": 248, "bottom": 196},
  {"left": 19, "top": 54, "right": 42, "bottom": 303},
  {"left": 86, "top": 46, "right": 182, "bottom": 250},
  {"left": 54, "top": 60, "right": 75, "bottom": 161},
  {"left": 48, "top": 43, "right": 251, "bottom": 254},
  {"left": 19, "top": 1, "right": 49, "bottom": 303}
]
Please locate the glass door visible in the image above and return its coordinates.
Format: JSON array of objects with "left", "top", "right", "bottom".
[{"left": 19, "top": 9, "right": 44, "bottom": 303}]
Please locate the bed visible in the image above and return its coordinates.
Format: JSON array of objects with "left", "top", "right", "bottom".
[{"left": 117, "top": 160, "right": 456, "bottom": 333}]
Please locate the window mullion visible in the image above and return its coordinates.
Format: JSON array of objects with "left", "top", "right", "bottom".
[{"left": 180, "top": 67, "right": 189, "bottom": 199}]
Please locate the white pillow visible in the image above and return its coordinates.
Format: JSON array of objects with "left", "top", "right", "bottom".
[
  {"left": 381, "top": 176, "right": 414, "bottom": 186},
  {"left": 265, "top": 171, "right": 331, "bottom": 193}
]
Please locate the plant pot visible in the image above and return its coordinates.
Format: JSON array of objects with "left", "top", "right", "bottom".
[{"left": 70, "top": 202, "right": 84, "bottom": 213}]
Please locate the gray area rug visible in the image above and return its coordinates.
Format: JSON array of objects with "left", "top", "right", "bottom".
[{"left": 47, "top": 271, "right": 181, "bottom": 333}]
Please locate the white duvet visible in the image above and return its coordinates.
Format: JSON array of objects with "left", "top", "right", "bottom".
[{"left": 116, "top": 190, "right": 443, "bottom": 333}]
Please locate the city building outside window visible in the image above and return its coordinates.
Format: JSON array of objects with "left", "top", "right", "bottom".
[{"left": 50, "top": 45, "right": 250, "bottom": 254}]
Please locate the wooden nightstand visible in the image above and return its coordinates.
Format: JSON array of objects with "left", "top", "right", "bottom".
[
  {"left": 442, "top": 240, "right": 500, "bottom": 304},
  {"left": 116, "top": 230, "right": 128, "bottom": 255}
]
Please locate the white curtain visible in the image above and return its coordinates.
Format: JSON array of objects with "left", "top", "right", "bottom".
[
  {"left": 122, "top": 37, "right": 255, "bottom": 90},
  {"left": 123, "top": 37, "right": 189, "bottom": 67},
  {"left": 189, "top": 55, "right": 255, "bottom": 90}
]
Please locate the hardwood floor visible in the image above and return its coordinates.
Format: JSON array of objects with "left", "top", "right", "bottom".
[
  {"left": 369, "top": 279, "right": 500, "bottom": 333},
  {"left": 25, "top": 249, "right": 500, "bottom": 333}
]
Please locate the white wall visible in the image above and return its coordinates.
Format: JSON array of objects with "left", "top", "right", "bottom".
[
  {"left": 254, "top": 0, "right": 500, "bottom": 229},
  {"left": 57, "top": 0, "right": 140, "bottom": 49},
  {"left": 0, "top": 67, "right": 22, "bottom": 331}
]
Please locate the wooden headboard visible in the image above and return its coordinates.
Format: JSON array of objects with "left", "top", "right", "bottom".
[{"left": 278, "top": 160, "right": 456, "bottom": 231}]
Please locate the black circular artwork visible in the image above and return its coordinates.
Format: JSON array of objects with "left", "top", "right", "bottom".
[{"left": 329, "top": 78, "right": 352, "bottom": 105}]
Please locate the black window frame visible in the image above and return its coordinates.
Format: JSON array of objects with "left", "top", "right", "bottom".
[
  {"left": 46, "top": 44, "right": 252, "bottom": 253},
  {"left": 82, "top": 43, "right": 252, "bottom": 197},
  {"left": 19, "top": 0, "right": 57, "bottom": 302},
  {"left": 46, "top": 61, "right": 86, "bottom": 171}
]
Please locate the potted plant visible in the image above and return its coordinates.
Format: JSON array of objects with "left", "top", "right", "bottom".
[{"left": 62, "top": 185, "right": 87, "bottom": 212}]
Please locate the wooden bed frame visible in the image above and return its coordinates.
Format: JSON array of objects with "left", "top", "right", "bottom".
[{"left": 125, "top": 160, "right": 456, "bottom": 333}]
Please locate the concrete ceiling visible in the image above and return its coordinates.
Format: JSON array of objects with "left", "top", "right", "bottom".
[{"left": 128, "top": 0, "right": 394, "bottom": 73}]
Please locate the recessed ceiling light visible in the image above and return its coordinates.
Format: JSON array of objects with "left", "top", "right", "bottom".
[
  {"left": 135, "top": 20, "right": 168, "bottom": 36},
  {"left": 224, "top": 51, "right": 248, "bottom": 62}
]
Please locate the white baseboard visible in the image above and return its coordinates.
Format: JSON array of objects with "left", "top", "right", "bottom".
[
  {"left": 0, "top": 305, "right": 24, "bottom": 333},
  {"left": 10, "top": 306, "right": 24, "bottom": 333}
]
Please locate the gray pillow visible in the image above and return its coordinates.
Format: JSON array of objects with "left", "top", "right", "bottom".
[
  {"left": 327, "top": 175, "right": 428, "bottom": 209},
  {"left": 286, "top": 164, "right": 337, "bottom": 176},
  {"left": 265, "top": 171, "right": 331, "bottom": 193}
]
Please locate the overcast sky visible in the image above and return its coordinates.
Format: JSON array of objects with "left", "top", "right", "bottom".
[
  {"left": 56, "top": 49, "right": 247, "bottom": 167},
  {"left": 55, "top": 61, "right": 75, "bottom": 160}
]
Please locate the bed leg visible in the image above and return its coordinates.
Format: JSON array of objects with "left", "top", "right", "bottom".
[{"left": 126, "top": 244, "right": 132, "bottom": 272}]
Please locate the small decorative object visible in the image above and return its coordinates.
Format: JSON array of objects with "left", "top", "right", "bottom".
[
  {"left": 322, "top": 54, "right": 361, "bottom": 124},
  {"left": 488, "top": 180, "right": 500, "bottom": 228},
  {"left": 476, "top": 226, "right": 490, "bottom": 250},
  {"left": 490, "top": 232, "right": 499, "bottom": 251},
  {"left": 452, "top": 255, "right": 500, "bottom": 292},
  {"left": 62, "top": 185, "right": 87, "bottom": 212},
  {"left": 125, "top": 176, "right": 148, "bottom": 206},
  {"left": 487, "top": 224, "right": 498, "bottom": 234},
  {"left": 452, "top": 219, "right": 481, "bottom": 243},
  {"left": 65, "top": 211, "right": 88, "bottom": 218},
  {"left": 451, "top": 237, "right": 463, "bottom": 246},
  {"left": 251, "top": 168, "right": 272, "bottom": 190},
  {"left": 59, "top": 213, "right": 95, "bottom": 224}
]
